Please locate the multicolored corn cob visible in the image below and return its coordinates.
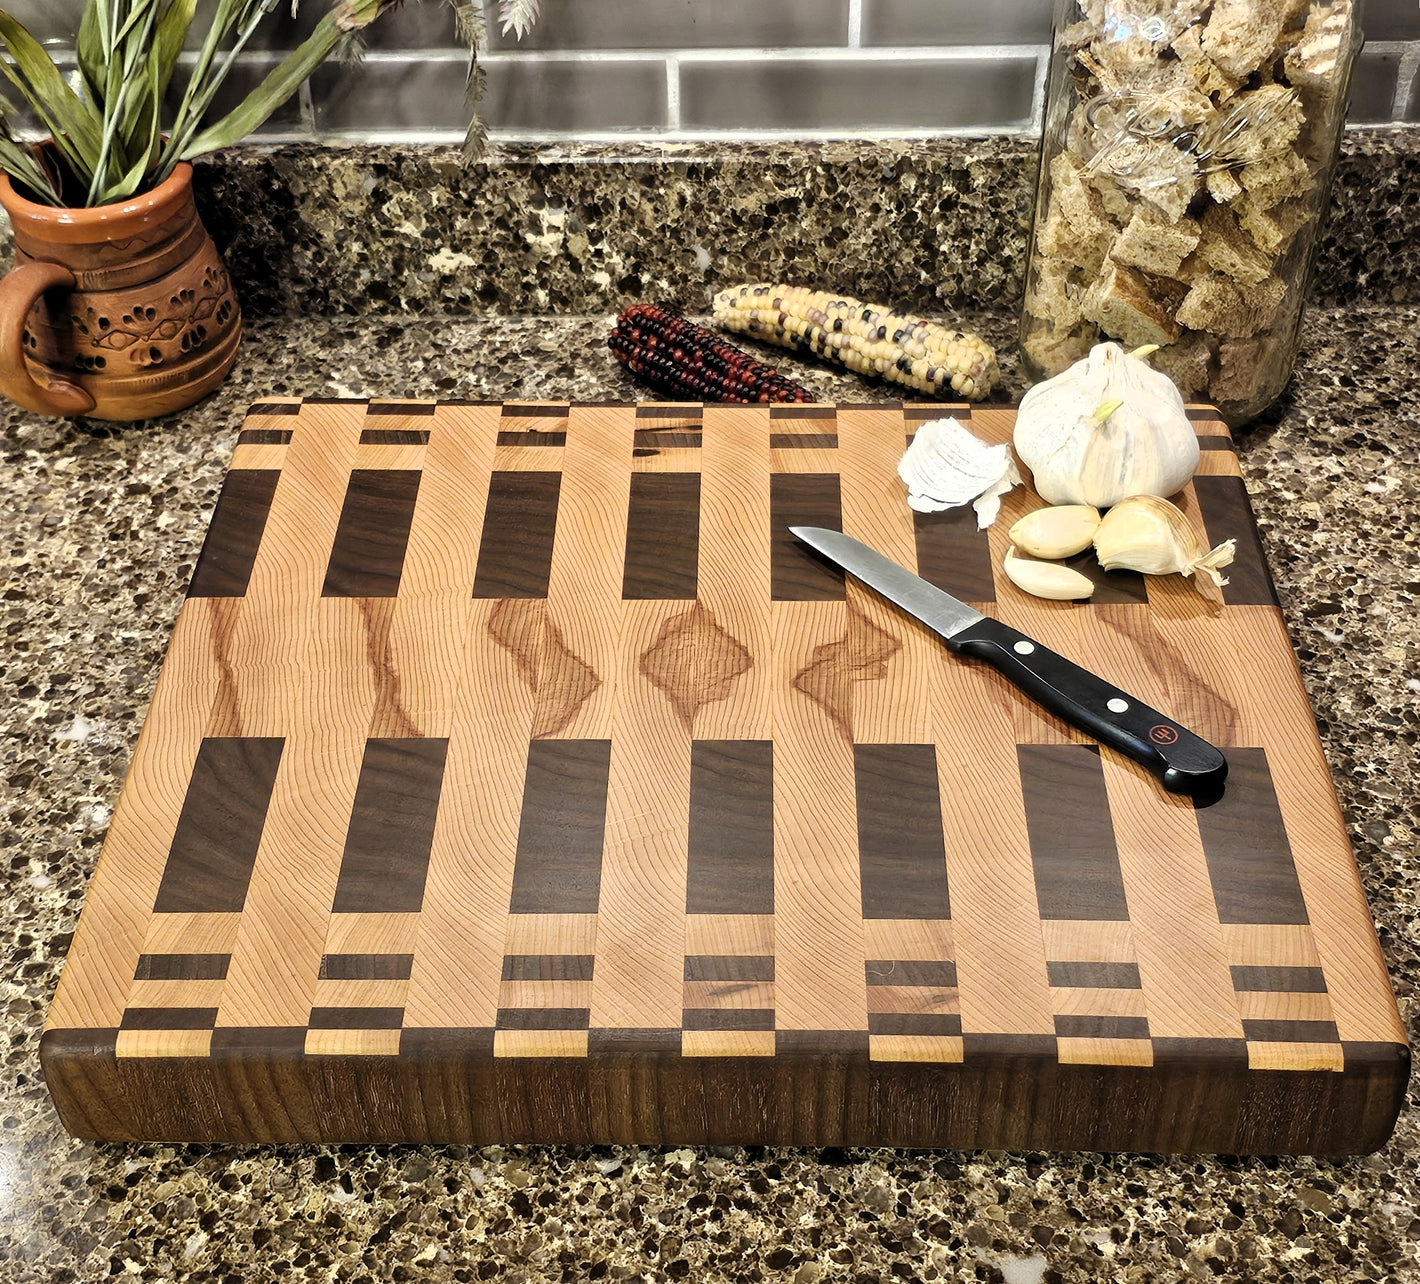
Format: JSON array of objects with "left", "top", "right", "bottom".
[
  {"left": 609, "top": 304, "right": 814, "bottom": 404},
  {"left": 712, "top": 284, "right": 1000, "bottom": 401}
]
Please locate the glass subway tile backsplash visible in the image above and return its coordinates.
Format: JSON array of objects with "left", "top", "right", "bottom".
[{"left": 17, "top": 0, "right": 1420, "bottom": 140}]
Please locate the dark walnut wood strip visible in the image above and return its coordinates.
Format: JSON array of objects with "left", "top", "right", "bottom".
[
  {"left": 509, "top": 740, "right": 613, "bottom": 915},
  {"left": 854, "top": 744, "right": 950, "bottom": 920},
  {"left": 319, "top": 954, "right": 415, "bottom": 981},
  {"left": 497, "top": 430, "right": 567, "bottom": 446},
  {"left": 502, "top": 955, "right": 597, "bottom": 982},
  {"left": 1055, "top": 1015, "right": 1150, "bottom": 1040},
  {"left": 1194, "top": 748, "right": 1310, "bottom": 925},
  {"left": 495, "top": 1007, "right": 591, "bottom": 1030},
  {"left": 770, "top": 433, "right": 839, "bottom": 449},
  {"left": 206, "top": 1027, "right": 307, "bottom": 1057},
  {"left": 632, "top": 430, "right": 701, "bottom": 448},
  {"left": 1192, "top": 474, "right": 1280, "bottom": 608},
  {"left": 769, "top": 406, "right": 837, "bottom": 420},
  {"left": 133, "top": 954, "right": 230, "bottom": 981},
  {"left": 770, "top": 473, "right": 845, "bottom": 601},
  {"left": 636, "top": 404, "right": 703, "bottom": 419},
  {"left": 471, "top": 471, "right": 562, "bottom": 599},
  {"left": 1243, "top": 1019, "right": 1341, "bottom": 1043},
  {"left": 622, "top": 473, "right": 701, "bottom": 600},
  {"left": 119, "top": 1007, "right": 218, "bottom": 1030},
  {"left": 502, "top": 404, "right": 570, "bottom": 417},
  {"left": 187, "top": 469, "right": 280, "bottom": 598},
  {"left": 686, "top": 741, "right": 774, "bottom": 916},
  {"left": 320, "top": 469, "right": 423, "bottom": 598},
  {"left": 868, "top": 1013, "right": 962, "bottom": 1037},
  {"left": 1019, "top": 745, "right": 1131, "bottom": 923},
  {"left": 366, "top": 402, "right": 437, "bottom": 417},
  {"left": 683, "top": 1008, "right": 775, "bottom": 1032},
  {"left": 912, "top": 508, "right": 996, "bottom": 605},
  {"left": 308, "top": 1007, "right": 404, "bottom": 1030},
  {"left": 684, "top": 956, "right": 775, "bottom": 982},
  {"left": 245, "top": 401, "right": 301, "bottom": 416},
  {"left": 236, "top": 429, "right": 292, "bottom": 445},
  {"left": 1048, "top": 961, "right": 1143, "bottom": 989},
  {"left": 359, "top": 428, "right": 431, "bottom": 445},
  {"left": 1231, "top": 965, "right": 1327, "bottom": 992},
  {"left": 152, "top": 737, "right": 285, "bottom": 914},
  {"left": 331, "top": 738, "right": 450, "bottom": 915}
]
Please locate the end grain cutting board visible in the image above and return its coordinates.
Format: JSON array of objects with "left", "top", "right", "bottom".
[{"left": 41, "top": 398, "right": 1408, "bottom": 1152}]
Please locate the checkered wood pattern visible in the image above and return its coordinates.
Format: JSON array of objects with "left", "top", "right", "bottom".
[{"left": 41, "top": 399, "right": 1408, "bottom": 1150}]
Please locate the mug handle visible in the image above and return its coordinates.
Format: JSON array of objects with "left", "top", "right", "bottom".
[{"left": 0, "top": 261, "right": 96, "bottom": 417}]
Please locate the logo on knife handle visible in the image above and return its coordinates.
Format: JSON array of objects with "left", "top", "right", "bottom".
[{"left": 1149, "top": 725, "right": 1180, "bottom": 745}]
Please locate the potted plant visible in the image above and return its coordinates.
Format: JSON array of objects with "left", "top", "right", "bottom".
[{"left": 0, "top": 0, "right": 538, "bottom": 421}]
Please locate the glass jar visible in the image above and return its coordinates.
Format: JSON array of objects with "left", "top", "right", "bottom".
[{"left": 1019, "top": 0, "right": 1364, "bottom": 425}]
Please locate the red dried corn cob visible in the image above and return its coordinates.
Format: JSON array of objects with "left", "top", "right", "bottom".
[{"left": 610, "top": 304, "right": 814, "bottom": 404}]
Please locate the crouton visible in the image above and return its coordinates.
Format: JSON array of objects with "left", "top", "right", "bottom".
[
  {"left": 1111, "top": 204, "right": 1202, "bottom": 277},
  {"left": 1196, "top": 204, "right": 1275, "bottom": 285},
  {"left": 1081, "top": 260, "right": 1184, "bottom": 347},
  {"left": 1176, "top": 273, "right": 1288, "bottom": 338}
]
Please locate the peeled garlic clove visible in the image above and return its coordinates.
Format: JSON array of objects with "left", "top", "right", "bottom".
[
  {"left": 1008, "top": 504, "right": 1101, "bottom": 559},
  {"left": 1003, "top": 545, "right": 1096, "bottom": 601},
  {"left": 1093, "top": 495, "right": 1237, "bottom": 587},
  {"left": 898, "top": 416, "right": 1019, "bottom": 528}
]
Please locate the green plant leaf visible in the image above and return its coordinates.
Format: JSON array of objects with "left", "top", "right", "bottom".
[
  {"left": 76, "top": 0, "right": 108, "bottom": 106},
  {"left": 177, "top": 6, "right": 379, "bottom": 160},
  {"left": 152, "top": 0, "right": 197, "bottom": 102},
  {"left": 0, "top": 11, "right": 105, "bottom": 178}
]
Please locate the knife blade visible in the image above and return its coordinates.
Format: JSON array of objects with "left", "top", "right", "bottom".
[{"left": 791, "top": 525, "right": 1228, "bottom": 798}]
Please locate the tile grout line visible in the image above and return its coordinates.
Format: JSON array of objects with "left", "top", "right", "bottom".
[
  {"left": 1392, "top": 43, "right": 1420, "bottom": 121},
  {"left": 666, "top": 56, "right": 681, "bottom": 131},
  {"left": 1030, "top": 47, "right": 1050, "bottom": 132}
]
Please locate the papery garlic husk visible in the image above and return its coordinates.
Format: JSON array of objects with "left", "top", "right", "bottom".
[
  {"left": 897, "top": 416, "right": 1021, "bottom": 528},
  {"left": 1003, "top": 545, "right": 1096, "bottom": 601},
  {"left": 1013, "top": 341, "right": 1200, "bottom": 508},
  {"left": 1093, "top": 495, "right": 1237, "bottom": 587},
  {"left": 1008, "top": 504, "right": 1101, "bottom": 559}
]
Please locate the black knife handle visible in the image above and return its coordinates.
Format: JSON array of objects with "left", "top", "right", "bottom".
[{"left": 949, "top": 616, "right": 1228, "bottom": 797}]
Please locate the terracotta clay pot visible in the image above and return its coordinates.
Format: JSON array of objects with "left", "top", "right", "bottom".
[{"left": 0, "top": 160, "right": 241, "bottom": 421}]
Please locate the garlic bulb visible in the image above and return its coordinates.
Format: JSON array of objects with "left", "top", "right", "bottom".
[
  {"left": 1093, "top": 495, "right": 1237, "bottom": 587},
  {"left": 1008, "top": 504, "right": 1101, "bottom": 559},
  {"left": 1013, "top": 342, "right": 1200, "bottom": 508},
  {"left": 897, "top": 416, "right": 1021, "bottom": 528},
  {"left": 1003, "top": 545, "right": 1096, "bottom": 601}
]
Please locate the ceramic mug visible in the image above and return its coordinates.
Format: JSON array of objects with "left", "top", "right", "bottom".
[{"left": 0, "top": 159, "right": 241, "bottom": 421}]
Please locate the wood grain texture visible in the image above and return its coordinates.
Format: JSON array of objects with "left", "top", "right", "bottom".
[{"left": 40, "top": 400, "right": 1408, "bottom": 1153}]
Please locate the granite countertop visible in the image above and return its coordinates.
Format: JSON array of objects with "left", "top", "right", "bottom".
[{"left": 2, "top": 300, "right": 1417, "bottom": 1283}]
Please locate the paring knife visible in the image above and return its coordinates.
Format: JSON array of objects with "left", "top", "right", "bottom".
[{"left": 791, "top": 526, "right": 1228, "bottom": 798}]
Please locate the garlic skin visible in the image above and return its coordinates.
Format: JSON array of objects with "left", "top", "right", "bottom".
[
  {"left": 1003, "top": 545, "right": 1096, "bottom": 601},
  {"left": 1013, "top": 342, "right": 1200, "bottom": 508},
  {"left": 1093, "top": 495, "right": 1237, "bottom": 587},
  {"left": 1009, "top": 504, "right": 1101, "bottom": 559},
  {"left": 897, "top": 416, "right": 1021, "bottom": 528}
]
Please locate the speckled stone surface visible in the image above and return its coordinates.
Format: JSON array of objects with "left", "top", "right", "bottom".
[
  {"left": 186, "top": 132, "right": 1420, "bottom": 317},
  {"left": 1, "top": 303, "right": 1417, "bottom": 1282},
  {"left": 3, "top": 130, "right": 1415, "bottom": 324}
]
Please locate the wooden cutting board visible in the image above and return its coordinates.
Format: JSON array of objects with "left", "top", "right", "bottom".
[{"left": 41, "top": 398, "right": 1408, "bottom": 1152}]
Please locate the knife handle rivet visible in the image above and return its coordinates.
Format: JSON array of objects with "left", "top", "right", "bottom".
[
  {"left": 1107, "top": 697, "right": 1129, "bottom": 713},
  {"left": 1013, "top": 640, "right": 1036, "bottom": 655}
]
